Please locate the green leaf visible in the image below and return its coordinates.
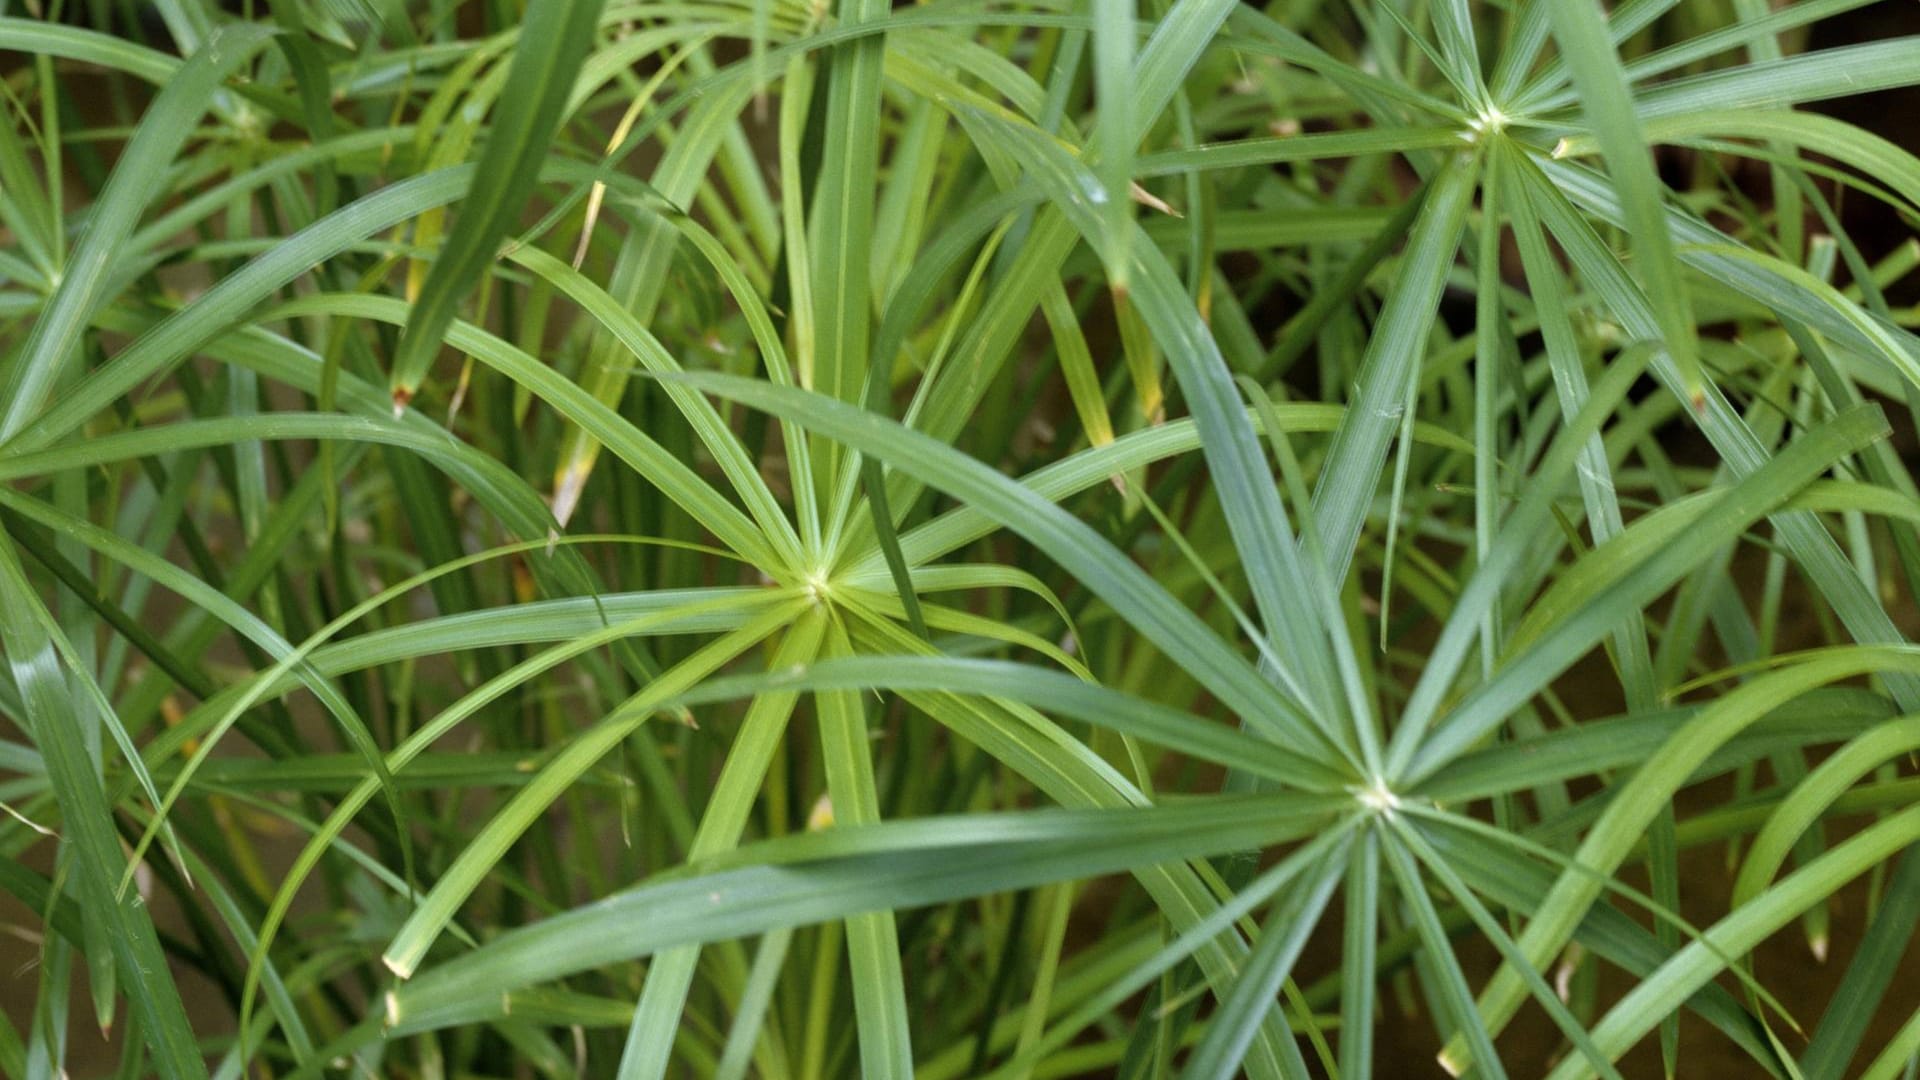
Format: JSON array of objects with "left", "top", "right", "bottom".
[
  {"left": 1311, "top": 159, "right": 1477, "bottom": 584},
  {"left": 815, "top": 620, "right": 913, "bottom": 1076},
  {"left": 0, "top": 539, "right": 207, "bottom": 1080},
  {"left": 1546, "top": 801, "right": 1920, "bottom": 1080},
  {"left": 664, "top": 372, "right": 1348, "bottom": 775},
  {"left": 1542, "top": 0, "right": 1703, "bottom": 404},
  {"left": 1449, "top": 645, "right": 1920, "bottom": 1075},
  {"left": 0, "top": 24, "right": 274, "bottom": 442},
  {"left": 382, "top": 602, "right": 802, "bottom": 980},
  {"left": 387, "top": 0, "right": 605, "bottom": 404},
  {"left": 388, "top": 793, "right": 1347, "bottom": 1031}
]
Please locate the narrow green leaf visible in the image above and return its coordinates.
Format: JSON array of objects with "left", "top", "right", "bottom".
[
  {"left": 0, "top": 539, "right": 207, "bottom": 1080},
  {"left": 387, "top": 0, "right": 605, "bottom": 405},
  {"left": 816, "top": 620, "right": 913, "bottom": 1076},
  {"left": 1542, "top": 0, "right": 1703, "bottom": 404},
  {"left": 665, "top": 372, "right": 1348, "bottom": 775},
  {"left": 0, "top": 24, "right": 274, "bottom": 442},
  {"left": 390, "top": 794, "right": 1347, "bottom": 1031}
]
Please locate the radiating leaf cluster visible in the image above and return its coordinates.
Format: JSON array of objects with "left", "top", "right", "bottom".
[{"left": 2, "top": 0, "right": 1919, "bottom": 1077}]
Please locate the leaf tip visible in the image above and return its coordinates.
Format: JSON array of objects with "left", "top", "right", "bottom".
[
  {"left": 807, "top": 793, "right": 835, "bottom": 831},
  {"left": 1128, "top": 181, "right": 1180, "bottom": 217},
  {"left": 552, "top": 460, "right": 592, "bottom": 528},
  {"left": 381, "top": 952, "right": 415, "bottom": 981}
]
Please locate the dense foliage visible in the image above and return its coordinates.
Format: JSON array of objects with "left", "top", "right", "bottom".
[{"left": 2, "top": 0, "right": 1920, "bottom": 1076}]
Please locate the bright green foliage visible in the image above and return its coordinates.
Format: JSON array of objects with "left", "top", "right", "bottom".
[{"left": 2, "top": 2, "right": 1920, "bottom": 1077}]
